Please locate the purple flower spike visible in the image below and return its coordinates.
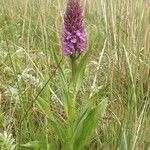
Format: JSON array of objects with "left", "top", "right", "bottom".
[{"left": 62, "top": 0, "right": 86, "bottom": 56}]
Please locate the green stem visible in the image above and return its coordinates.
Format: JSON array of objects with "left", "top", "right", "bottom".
[
  {"left": 70, "top": 55, "right": 77, "bottom": 120},
  {"left": 71, "top": 55, "right": 77, "bottom": 80},
  {"left": 66, "top": 55, "right": 77, "bottom": 148}
]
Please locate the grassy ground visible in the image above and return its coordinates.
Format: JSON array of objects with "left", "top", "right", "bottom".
[{"left": 0, "top": 0, "right": 150, "bottom": 149}]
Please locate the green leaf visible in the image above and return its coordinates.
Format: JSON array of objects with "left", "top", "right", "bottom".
[
  {"left": 53, "top": 51, "right": 75, "bottom": 121},
  {"left": 36, "top": 97, "right": 54, "bottom": 121},
  {"left": 72, "top": 50, "right": 90, "bottom": 95},
  {"left": 36, "top": 97, "right": 66, "bottom": 143},
  {"left": 89, "top": 84, "right": 109, "bottom": 102},
  {"left": 73, "top": 99, "right": 108, "bottom": 150},
  {"left": 73, "top": 85, "right": 108, "bottom": 129},
  {"left": 47, "top": 118, "right": 67, "bottom": 143}
]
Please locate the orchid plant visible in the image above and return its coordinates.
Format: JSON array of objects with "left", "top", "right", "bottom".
[{"left": 35, "top": 0, "right": 107, "bottom": 149}]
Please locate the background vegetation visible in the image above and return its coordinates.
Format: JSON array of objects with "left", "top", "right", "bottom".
[{"left": 0, "top": 0, "right": 149, "bottom": 149}]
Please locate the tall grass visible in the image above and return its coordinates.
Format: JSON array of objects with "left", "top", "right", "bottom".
[{"left": 0, "top": 0, "right": 149, "bottom": 149}]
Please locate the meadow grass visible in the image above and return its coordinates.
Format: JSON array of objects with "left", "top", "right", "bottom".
[{"left": 0, "top": 0, "right": 149, "bottom": 149}]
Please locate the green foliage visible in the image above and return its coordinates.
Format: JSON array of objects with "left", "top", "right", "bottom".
[
  {"left": 0, "top": 131, "right": 16, "bottom": 150},
  {"left": 36, "top": 97, "right": 66, "bottom": 144},
  {"left": 73, "top": 99, "right": 108, "bottom": 150},
  {"left": 71, "top": 50, "right": 90, "bottom": 96},
  {"left": 0, "top": 0, "right": 149, "bottom": 149},
  {"left": 35, "top": 50, "right": 108, "bottom": 149}
]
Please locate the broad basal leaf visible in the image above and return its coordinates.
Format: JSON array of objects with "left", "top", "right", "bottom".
[
  {"left": 73, "top": 99, "right": 108, "bottom": 150},
  {"left": 36, "top": 97, "right": 66, "bottom": 143}
]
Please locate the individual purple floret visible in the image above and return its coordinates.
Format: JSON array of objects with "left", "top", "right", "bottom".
[{"left": 62, "top": 0, "right": 86, "bottom": 56}]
